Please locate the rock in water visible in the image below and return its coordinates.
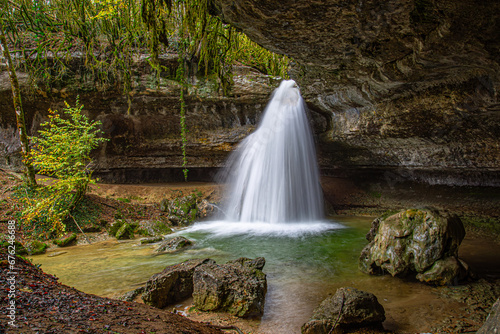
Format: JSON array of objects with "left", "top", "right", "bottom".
[
  {"left": 301, "top": 287, "right": 385, "bottom": 334},
  {"left": 359, "top": 208, "right": 468, "bottom": 285},
  {"left": 477, "top": 298, "right": 500, "bottom": 334},
  {"left": 155, "top": 236, "right": 193, "bottom": 253},
  {"left": 142, "top": 258, "right": 215, "bottom": 308},
  {"left": 193, "top": 257, "right": 267, "bottom": 317}
]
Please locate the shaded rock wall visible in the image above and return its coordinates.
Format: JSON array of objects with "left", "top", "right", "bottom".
[
  {"left": 0, "top": 59, "right": 277, "bottom": 182},
  {"left": 211, "top": 0, "right": 500, "bottom": 186},
  {"left": 2, "top": 0, "right": 500, "bottom": 186}
]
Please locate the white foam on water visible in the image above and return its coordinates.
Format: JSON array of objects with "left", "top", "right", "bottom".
[{"left": 183, "top": 220, "right": 345, "bottom": 238}]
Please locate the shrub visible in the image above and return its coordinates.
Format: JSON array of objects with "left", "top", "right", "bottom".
[{"left": 20, "top": 99, "right": 107, "bottom": 239}]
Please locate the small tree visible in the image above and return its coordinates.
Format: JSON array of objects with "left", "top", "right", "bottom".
[{"left": 21, "top": 99, "right": 107, "bottom": 238}]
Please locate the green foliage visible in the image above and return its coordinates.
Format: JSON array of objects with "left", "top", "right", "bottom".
[
  {"left": 71, "top": 196, "right": 103, "bottom": 228},
  {"left": 0, "top": 239, "right": 28, "bottom": 255},
  {"left": 20, "top": 99, "right": 107, "bottom": 238},
  {"left": 25, "top": 240, "right": 49, "bottom": 254},
  {"left": 2, "top": 0, "right": 289, "bottom": 96},
  {"left": 3, "top": 0, "right": 290, "bottom": 184}
]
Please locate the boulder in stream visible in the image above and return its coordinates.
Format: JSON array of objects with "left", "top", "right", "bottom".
[
  {"left": 359, "top": 208, "right": 468, "bottom": 285},
  {"left": 142, "top": 258, "right": 215, "bottom": 308},
  {"left": 155, "top": 236, "right": 193, "bottom": 253},
  {"left": 193, "top": 257, "right": 267, "bottom": 317},
  {"left": 301, "top": 287, "right": 386, "bottom": 334}
]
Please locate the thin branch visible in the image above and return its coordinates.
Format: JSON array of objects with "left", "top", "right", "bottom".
[{"left": 69, "top": 213, "right": 92, "bottom": 244}]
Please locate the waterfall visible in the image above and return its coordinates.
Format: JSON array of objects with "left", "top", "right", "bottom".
[{"left": 221, "top": 79, "right": 324, "bottom": 223}]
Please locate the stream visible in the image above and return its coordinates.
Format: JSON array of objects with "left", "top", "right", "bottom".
[{"left": 30, "top": 216, "right": 497, "bottom": 333}]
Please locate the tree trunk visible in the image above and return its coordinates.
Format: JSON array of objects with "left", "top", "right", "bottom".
[{"left": 0, "top": 20, "right": 37, "bottom": 188}]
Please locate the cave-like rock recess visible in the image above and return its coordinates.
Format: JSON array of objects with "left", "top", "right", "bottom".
[{"left": 1, "top": 0, "right": 499, "bottom": 185}]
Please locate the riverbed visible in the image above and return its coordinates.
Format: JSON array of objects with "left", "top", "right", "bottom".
[{"left": 31, "top": 216, "right": 500, "bottom": 333}]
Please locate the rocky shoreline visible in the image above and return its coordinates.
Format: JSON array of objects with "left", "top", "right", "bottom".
[{"left": 0, "top": 252, "right": 224, "bottom": 334}]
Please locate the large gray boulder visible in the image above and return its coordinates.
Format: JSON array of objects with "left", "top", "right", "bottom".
[
  {"left": 142, "top": 258, "right": 215, "bottom": 308},
  {"left": 301, "top": 287, "right": 386, "bottom": 334},
  {"left": 359, "top": 208, "right": 468, "bottom": 285},
  {"left": 477, "top": 298, "right": 500, "bottom": 334},
  {"left": 193, "top": 257, "right": 267, "bottom": 317}
]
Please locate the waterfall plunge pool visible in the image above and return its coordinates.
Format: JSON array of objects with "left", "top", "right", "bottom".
[{"left": 30, "top": 216, "right": 482, "bottom": 333}]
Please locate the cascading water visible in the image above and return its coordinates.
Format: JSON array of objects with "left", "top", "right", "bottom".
[
  {"left": 222, "top": 79, "right": 324, "bottom": 223},
  {"left": 188, "top": 79, "right": 339, "bottom": 236}
]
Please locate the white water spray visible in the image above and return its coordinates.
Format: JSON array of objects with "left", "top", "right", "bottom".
[{"left": 221, "top": 79, "right": 324, "bottom": 223}]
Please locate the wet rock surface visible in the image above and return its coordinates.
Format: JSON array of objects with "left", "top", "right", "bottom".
[
  {"left": 359, "top": 208, "right": 468, "bottom": 285},
  {"left": 140, "top": 236, "right": 164, "bottom": 244},
  {"left": 432, "top": 279, "right": 500, "bottom": 333},
  {"left": 155, "top": 236, "right": 193, "bottom": 253},
  {"left": 142, "top": 258, "right": 215, "bottom": 309},
  {"left": 193, "top": 257, "right": 267, "bottom": 317},
  {"left": 301, "top": 287, "right": 386, "bottom": 334}
]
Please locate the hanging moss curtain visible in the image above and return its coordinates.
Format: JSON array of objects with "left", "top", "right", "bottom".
[{"left": 1, "top": 0, "right": 289, "bottom": 96}]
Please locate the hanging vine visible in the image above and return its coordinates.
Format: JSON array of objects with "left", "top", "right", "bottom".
[
  {"left": 176, "top": 40, "right": 188, "bottom": 181},
  {"left": 2, "top": 0, "right": 291, "bottom": 183}
]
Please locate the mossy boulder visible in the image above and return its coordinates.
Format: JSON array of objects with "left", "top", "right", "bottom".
[
  {"left": 109, "top": 220, "right": 139, "bottom": 239},
  {"left": 26, "top": 240, "right": 49, "bottom": 255},
  {"left": 160, "top": 192, "right": 203, "bottom": 226},
  {"left": 115, "top": 222, "right": 138, "bottom": 240},
  {"left": 359, "top": 208, "right": 468, "bottom": 285},
  {"left": 193, "top": 257, "right": 267, "bottom": 317},
  {"left": 302, "top": 287, "right": 386, "bottom": 334},
  {"left": 137, "top": 220, "right": 173, "bottom": 237},
  {"left": 81, "top": 224, "right": 102, "bottom": 233},
  {"left": 108, "top": 220, "right": 125, "bottom": 236},
  {"left": 142, "top": 258, "right": 215, "bottom": 308},
  {"left": 53, "top": 233, "right": 77, "bottom": 247}
]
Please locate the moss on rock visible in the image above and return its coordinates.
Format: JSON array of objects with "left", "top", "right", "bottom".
[
  {"left": 26, "top": 240, "right": 49, "bottom": 255},
  {"left": 53, "top": 233, "right": 77, "bottom": 247}
]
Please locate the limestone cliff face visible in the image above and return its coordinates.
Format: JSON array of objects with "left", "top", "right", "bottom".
[
  {"left": 2, "top": 1, "right": 499, "bottom": 185},
  {"left": 211, "top": 0, "right": 500, "bottom": 185},
  {"left": 0, "top": 59, "right": 277, "bottom": 182}
]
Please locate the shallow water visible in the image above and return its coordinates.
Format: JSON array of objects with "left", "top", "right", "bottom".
[{"left": 31, "top": 216, "right": 487, "bottom": 333}]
